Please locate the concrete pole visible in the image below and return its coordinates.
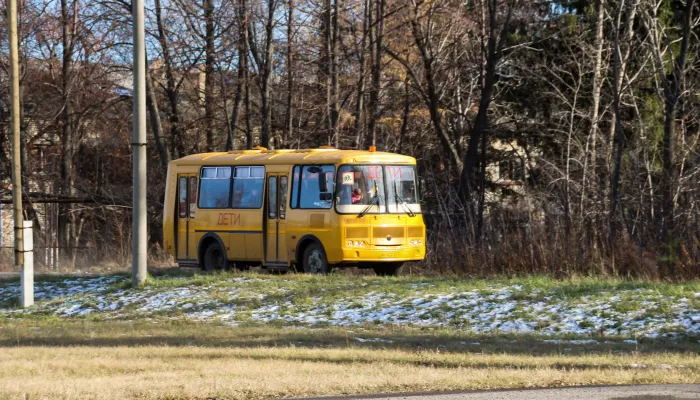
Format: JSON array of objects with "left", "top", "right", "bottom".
[
  {"left": 132, "top": 0, "right": 147, "bottom": 286},
  {"left": 8, "top": 0, "right": 30, "bottom": 306},
  {"left": 20, "top": 221, "right": 33, "bottom": 306}
]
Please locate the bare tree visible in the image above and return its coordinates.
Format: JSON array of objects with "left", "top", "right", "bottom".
[
  {"left": 248, "top": 0, "right": 277, "bottom": 148},
  {"left": 353, "top": 0, "right": 370, "bottom": 148},
  {"left": 368, "top": 0, "right": 384, "bottom": 147},
  {"left": 581, "top": 0, "right": 606, "bottom": 220},
  {"left": 203, "top": 0, "right": 216, "bottom": 151},
  {"left": 58, "top": 0, "right": 78, "bottom": 260},
  {"left": 608, "top": 0, "right": 638, "bottom": 245},
  {"left": 227, "top": 0, "right": 250, "bottom": 150},
  {"left": 459, "top": 0, "right": 513, "bottom": 237},
  {"left": 145, "top": 58, "right": 170, "bottom": 168},
  {"left": 154, "top": 0, "right": 186, "bottom": 157},
  {"left": 386, "top": 0, "right": 464, "bottom": 172},
  {"left": 284, "top": 0, "right": 295, "bottom": 147},
  {"left": 644, "top": 0, "right": 697, "bottom": 268}
]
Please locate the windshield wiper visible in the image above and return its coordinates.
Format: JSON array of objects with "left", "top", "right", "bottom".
[
  {"left": 358, "top": 181, "right": 380, "bottom": 218},
  {"left": 394, "top": 181, "right": 416, "bottom": 217}
]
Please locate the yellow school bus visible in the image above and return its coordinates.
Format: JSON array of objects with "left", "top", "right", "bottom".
[{"left": 162, "top": 147, "right": 426, "bottom": 275}]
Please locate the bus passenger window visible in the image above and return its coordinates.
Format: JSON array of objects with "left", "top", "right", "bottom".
[
  {"left": 232, "top": 166, "right": 264, "bottom": 209},
  {"left": 299, "top": 165, "right": 335, "bottom": 209},
  {"left": 199, "top": 167, "right": 232, "bottom": 209}
]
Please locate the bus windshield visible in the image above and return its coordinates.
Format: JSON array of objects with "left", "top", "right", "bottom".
[{"left": 335, "top": 165, "right": 420, "bottom": 215}]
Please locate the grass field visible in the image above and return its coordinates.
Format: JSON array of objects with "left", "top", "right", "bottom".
[
  {"left": 1, "top": 270, "right": 699, "bottom": 399},
  {"left": 2, "top": 320, "right": 700, "bottom": 400}
]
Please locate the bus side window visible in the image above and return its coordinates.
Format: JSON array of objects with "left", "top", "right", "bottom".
[
  {"left": 290, "top": 166, "right": 300, "bottom": 209},
  {"left": 199, "top": 167, "right": 232, "bottom": 209},
  {"left": 299, "top": 165, "right": 335, "bottom": 209},
  {"left": 179, "top": 177, "right": 187, "bottom": 218},
  {"left": 280, "top": 176, "right": 288, "bottom": 219},
  {"left": 232, "top": 166, "right": 264, "bottom": 209},
  {"left": 268, "top": 176, "right": 277, "bottom": 219},
  {"left": 189, "top": 176, "right": 197, "bottom": 218}
]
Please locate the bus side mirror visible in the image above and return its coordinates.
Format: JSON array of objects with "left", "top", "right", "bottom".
[
  {"left": 319, "top": 192, "right": 333, "bottom": 201},
  {"left": 419, "top": 178, "right": 426, "bottom": 202},
  {"left": 318, "top": 172, "right": 329, "bottom": 193}
]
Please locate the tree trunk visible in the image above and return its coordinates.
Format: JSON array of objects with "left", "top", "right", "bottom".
[
  {"left": 403, "top": 2, "right": 462, "bottom": 172},
  {"left": 368, "top": 0, "right": 383, "bottom": 147},
  {"left": 322, "top": 0, "right": 337, "bottom": 146},
  {"left": 155, "top": 0, "right": 185, "bottom": 158},
  {"left": 227, "top": 52, "right": 245, "bottom": 150},
  {"left": 59, "top": 0, "right": 75, "bottom": 261},
  {"left": 398, "top": 70, "right": 410, "bottom": 153},
  {"left": 244, "top": 64, "right": 252, "bottom": 149},
  {"left": 331, "top": 0, "right": 340, "bottom": 148},
  {"left": 285, "top": 0, "right": 295, "bottom": 148},
  {"left": 145, "top": 58, "right": 170, "bottom": 168},
  {"left": 353, "top": 0, "right": 369, "bottom": 148},
  {"left": 260, "top": 0, "right": 275, "bottom": 149},
  {"left": 239, "top": 0, "right": 252, "bottom": 149},
  {"left": 204, "top": 0, "right": 215, "bottom": 151},
  {"left": 459, "top": 0, "right": 512, "bottom": 214},
  {"left": 424, "top": 58, "right": 462, "bottom": 172},
  {"left": 659, "top": 0, "right": 695, "bottom": 268},
  {"left": 608, "top": 0, "right": 637, "bottom": 246},
  {"left": 581, "top": 0, "right": 605, "bottom": 217}
]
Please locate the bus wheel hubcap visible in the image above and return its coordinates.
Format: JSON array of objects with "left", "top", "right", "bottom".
[{"left": 308, "top": 251, "right": 323, "bottom": 273}]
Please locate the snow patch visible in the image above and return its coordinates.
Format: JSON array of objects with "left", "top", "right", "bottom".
[{"left": 1, "top": 275, "right": 699, "bottom": 340}]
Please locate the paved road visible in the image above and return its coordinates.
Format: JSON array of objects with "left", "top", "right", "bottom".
[{"left": 294, "top": 385, "right": 700, "bottom": 400}]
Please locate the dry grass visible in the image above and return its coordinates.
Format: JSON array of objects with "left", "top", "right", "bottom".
[
  {"left": 2, "top": 346, "right": 699, "bottom": 400},
  {"left": 1, "top": 321, "right": 699, "bottom": 400}
]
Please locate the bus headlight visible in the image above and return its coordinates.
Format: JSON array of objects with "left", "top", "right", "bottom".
[
  {"left": 347, "top": 240, "right": 366, "bottom": 247},
  {"left": 410, "top": 240, "right": 423, "bottom": 246}
]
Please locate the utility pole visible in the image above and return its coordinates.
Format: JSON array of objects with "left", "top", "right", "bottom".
[
  {"left": 132, "top": 0, "right": 147, "bottom": 286},
  {"left": 8, "top": 0, "right": 32, "bottom": 306}
]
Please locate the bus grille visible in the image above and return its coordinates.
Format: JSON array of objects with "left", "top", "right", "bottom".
[
  {"left": 373, "top": 227, "right": 405, "bottom": 239},
  {"left": 346, "top": 227, "right": 369, "bottom": 239}
]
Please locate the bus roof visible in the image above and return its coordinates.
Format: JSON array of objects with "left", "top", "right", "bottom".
[{"left": 169, "top": 148, "right": 417, "bottom": 167}]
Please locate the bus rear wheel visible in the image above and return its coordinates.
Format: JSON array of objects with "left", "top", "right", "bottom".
[
  {"left": 302, "top": 243, "right": 331, "bottom": 274},
  {"left": 373, "top": 262, "right": 403, "bottom": 276},
  {"left": 203, "top": 242, "right": 227, "bottom": 272}
]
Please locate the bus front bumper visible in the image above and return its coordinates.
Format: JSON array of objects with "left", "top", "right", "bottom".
[{"left": 338, "top": 245, "right": 425, "bottom": 262}]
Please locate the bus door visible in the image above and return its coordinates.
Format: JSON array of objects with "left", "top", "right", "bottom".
[
  {"left": 265, "top": 173, "right": 289, "bottom": 265},
  {"left": 176, "top": 174, "right": 198, "bottom": 261}
]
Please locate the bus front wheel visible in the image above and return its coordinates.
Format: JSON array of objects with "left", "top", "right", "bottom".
[
  {"left": 203, "top": 242, "right": 227, "bottom": 272},
  {"left": 372, "top": 262, "right": 403, "bottom": 276},
  {"left": 302, "top": 243, "right": 331, "bottom": 274}
]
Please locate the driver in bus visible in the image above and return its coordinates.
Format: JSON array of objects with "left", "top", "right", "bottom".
[{"left": 351, "top": 188, "right": 363, "bottom": 204}]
